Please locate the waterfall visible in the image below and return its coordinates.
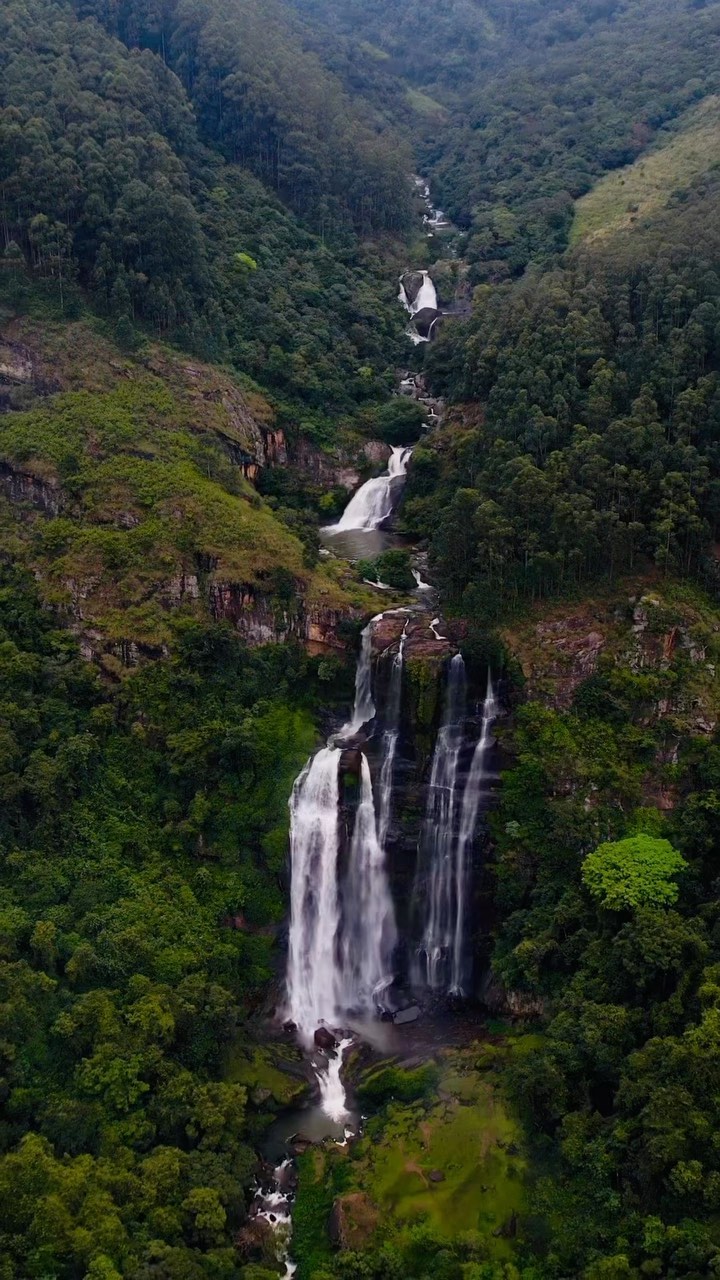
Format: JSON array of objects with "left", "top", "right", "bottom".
[
  {"left": 315, "top": 1038, "right": 353, "bottom": 1123},
  {"left": 338, "top": 756, "right": 397, "bottom": 1014},
  {"left": 415, "top": 654, "right": 467, "bottom": 990},
  {"left": 377, "top": 622, "right": 408, "bottom": 848},
  {"left": 450, "top": 673, "right": 498, "bottom": 995},
  {"left": 286, "top": 747, "right": 342, "bottom": 1040},
  {"left": 342, "top": 617, "right": 378, "bottom": 734},
  {"left": 286, "top": 614, "right": 399, "bottom": 1039},
  {"left": 399, "top": 270, "right": 438, "bottom": 316},
  {"left": 412, "top": 568, "right": 433, "bottom": 592},
  {"left": 326, "top": 446, "right": 412, "bottom": 533}
]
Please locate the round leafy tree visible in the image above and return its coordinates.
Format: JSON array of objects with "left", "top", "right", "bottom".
[{"left": 582, "top": 835, "right": 687, "bottom": 911}]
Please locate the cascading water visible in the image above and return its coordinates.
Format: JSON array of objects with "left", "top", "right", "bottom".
[
  {"left": 286, "top": 747, "right": 342, "bottom": 1042},
  {"left": 342, "top": 617, "right": 378, "bottom": 734},
  {"left": 325, "top": 446, "right": 412, "bottom": 533},
  {"left": 450, "top": 673, "right": 498, "bottom": 995},
  {"left": 314, "top": 1038, "right": 354, "bottom": 1124},
  {"left": 339, "top": 755, "right": 397, "bottom": 1015},
  {"left": 377, "top": 622, "right": 408, "bottom": 848},
  {"left": 414, "top": 654, "right": 467, "bottom": 990},
  {"left": 286, "top": 612, "right": 401, "bottom": 1041},
  {"left": 399, "top": 269, "right": 438, "bottom": 317}
]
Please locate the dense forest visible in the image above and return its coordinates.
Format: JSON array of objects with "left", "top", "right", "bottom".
[{"left": 2, "top": 0, "right": 720, "bottom": 1276}]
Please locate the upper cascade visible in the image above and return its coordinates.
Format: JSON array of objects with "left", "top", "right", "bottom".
[
  {"left": 399, "top": 270, "right": 440, "bottom": 343},
  {"left": 325, "top": 446, "right": 412, "bottom": 533}
]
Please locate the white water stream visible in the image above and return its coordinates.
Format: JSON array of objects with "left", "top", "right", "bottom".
[
  {"left": 325, "top": 445, "right": 412, "bottom": 533},
  {"left": 414, "top": 655, "right": 467, "bottom": 989},
  {"left": 450, "top": 674, "right": 498, "bottom": 995},
  {"left": 314, "top": 1037, "right": 354, "bottom": 1123},
  {"left": 285, "top": 747, "right": 342, "bottom": 1041},
  {"left": 286, "top": 611, "right": 406, "bottom": 1042},
  {"left": 377, "top": 621, "right": 408, "bottom": 848}
]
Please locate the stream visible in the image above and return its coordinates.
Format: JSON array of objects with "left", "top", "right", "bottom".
[{"left": 251, "top": 178, "right": 484, "bottom": 1277}]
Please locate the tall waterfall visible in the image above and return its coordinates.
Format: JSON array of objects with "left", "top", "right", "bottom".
[
  {"left": 377, "top": 622, "right": 408, "bottom": 848},
  {"left": 450, "top": 673, "right": 498, "bottom": 995},
  {"left": 339, "top": 755, "right": 397, "bottom": 1014},
  {"left": 326, "top": 446, "right": 412, "bottom": 533},
  {"left": 415, "top": 654, "right": 467, "bottom": 990},
  {"left": 286, "top": 616, "right": 398, "bottom": 1040},
  {"left": 286, "top": 748, "right": 343, "bottom": 1039}
]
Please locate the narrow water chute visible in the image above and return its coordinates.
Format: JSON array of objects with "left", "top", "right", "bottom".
[
  {"left": 450, "top": 673, "right": 498, "bottom": 995},
  {"left": 414, "top": 654, "right": 467, "bottom": 990}
]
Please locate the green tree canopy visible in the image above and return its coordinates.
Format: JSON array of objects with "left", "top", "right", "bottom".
[{"left": 582, "top": 834, "right": 687, "bottom": 911}]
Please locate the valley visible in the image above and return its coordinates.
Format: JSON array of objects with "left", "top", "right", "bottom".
[{"left": 2, "top": 1, "right": 720, "bottom": 1279}]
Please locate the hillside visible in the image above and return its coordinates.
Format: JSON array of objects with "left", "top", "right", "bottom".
[
  {"left": 3, "top": 1, "right": 720, "bottom": 1279},
  {"left": 571, "top": 96, "right": 720, "bottom": 244}
]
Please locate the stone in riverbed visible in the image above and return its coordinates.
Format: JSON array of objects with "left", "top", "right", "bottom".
[
  {"left": 314, "top": 1026, "right": 338, "bottom": 1052},
  {"left": 393, "top": 1005, "right": 421, "bottom": 1025}
]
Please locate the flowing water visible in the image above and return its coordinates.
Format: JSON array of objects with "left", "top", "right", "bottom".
[
  {"left": 325, "top": 446, "right": 412, "bottom": 534},
  {"left": 377, "top": 621, "right": 408, "bottom": 848},
  {"left": 450, "top": 674, "right": 498, "bottom": 995},
  {"left": 285, "top": 747, "right": 342, "bottom": 1042},
  {"left": 314, "top": 1038, "right": 354, "bottom": 1123},
  {"left": 338, "top": 754, "right": 397, "bottom": 1016},
  {"left": 414, "top": 654, "right": 467, "bottom": 990},
  {"left": 341, "top": 616, "right": 378, "bottom": 735},
  {"left": 287, "top": 613, "right": 402, "bottom": 1039}
]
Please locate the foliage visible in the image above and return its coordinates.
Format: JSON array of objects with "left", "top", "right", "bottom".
[
  {"left": 358, "top": 550, "right": 415, "bottom": 590},
  {"left": 357, "top": 1061, "right": 440, "bottom": 1105},
  {"left": 582, "top": 834, "right": 687, "bottom": 911},
  {"left": 0, "top": 569, "right": 319, "bottom": 1276}
]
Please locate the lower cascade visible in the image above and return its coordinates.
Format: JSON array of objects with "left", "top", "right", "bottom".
[
  {"left": 413, "top": 654, "right": 467, "bottom": 990},
  {"left": 285, "top": 614, "right": 402, "bottom": 1042},
  {"left": 285, "top": 614, "right": 501, "bottom": 1040}
]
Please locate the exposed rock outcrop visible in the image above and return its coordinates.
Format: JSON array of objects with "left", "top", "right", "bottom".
[
  {"left": 328, "top": 1193, "right": 379, "bottom": 1251},
  {"left": 208, "top": 581, "right": 352, "bottom": 654},
  {"left": 0, "top": 461, "right": 63, "bottom": 515},
  {"left": 292, "top": 438, "right": 391, "bottom": 491}
]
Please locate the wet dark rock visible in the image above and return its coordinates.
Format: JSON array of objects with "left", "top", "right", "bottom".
[
  {"left": 314, "top": 1026, "right": 337, "bottom": 1052},
  {"left": 400, "top": 271, "right": 426, "bottom": 306},
  {"left": 277, "top": 1163, "right": 298, "bottom": 1194},
  {"left": 413, "top": 306, "right": 441, "bottom": 338},
  {"left": 393, "top": 1005, "right": 421, "bottom": 1025},
  {"left": 288, "top": 1133, "right": 314, "bottom": 1156}
]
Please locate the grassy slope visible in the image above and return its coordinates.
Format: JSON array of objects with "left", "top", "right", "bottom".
[
  {"left": 0, "top": 319, "right": 387, "bottom": 658},
  {"left": 571, "top": 95, "right": 720, "bottom": 244}
]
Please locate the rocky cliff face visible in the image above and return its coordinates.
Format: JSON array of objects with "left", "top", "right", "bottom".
[
  {"left": 291, "top": 438, "right": 391, "bottom": 491},
  {"left": 503, "top": 584, "right": 719, "bottom": 736}
]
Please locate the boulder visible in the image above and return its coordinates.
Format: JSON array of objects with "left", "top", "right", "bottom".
[
  {"left": 400, "top": 271, "right": 426, "bottom": 306},
  {"left": 393, "top": 1005, "right": 420, "bottom": 1026},
  {"left": 314, "top": 1026, "right": 337, "bottom": 1052},
  {"left": 428, "top": 1169, "right": 445, "bottom": 1183},
  {"left": 413, "top": 306, "right": 441, "bottom": 338}
]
